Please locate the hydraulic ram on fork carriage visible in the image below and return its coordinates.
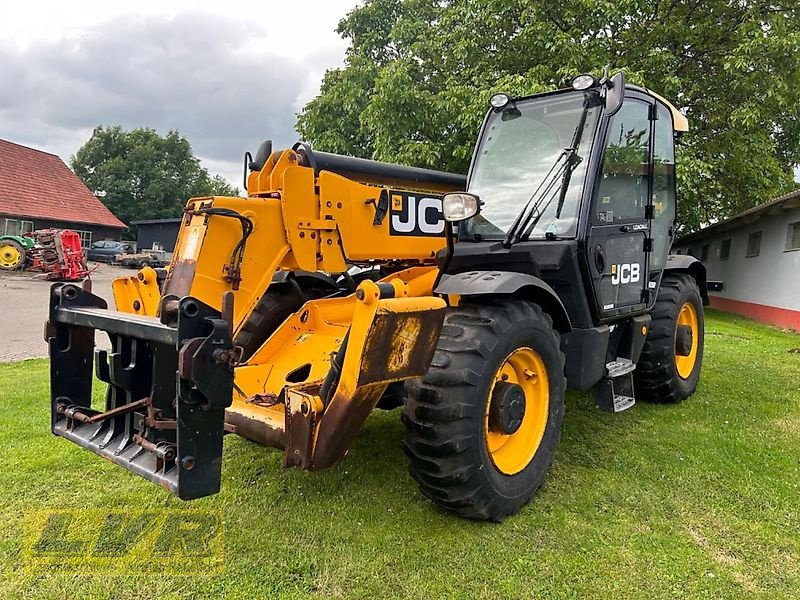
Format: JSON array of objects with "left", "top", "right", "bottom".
[{"left": 46, "top": 281, "right": 235, "bottom": 499}]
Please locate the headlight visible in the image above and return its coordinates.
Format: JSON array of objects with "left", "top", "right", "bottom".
[
  {"left": 571, "top": 74, "right": 597, "bottom": 90},
  {"left": 489, "top": 93, "right": 510, "bottom": 109},
  {"left": 442, "top": 192, "right": 480, "bottom": 222}
]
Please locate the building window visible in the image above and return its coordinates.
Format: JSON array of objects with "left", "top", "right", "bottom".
[
  {"left": 75, "top": 230, "right": 93, "bottom": 248},
  {"left": 787, "top": 221, "right": 800, "bottom": 251},
  {"left": 720, "top": 238, "right": 731, "bottom": 260},
  {"left": 700, "top": 244, "right": 709, "bottom": 262},
  {"left": 746, "top": 231, "right": 762, "bottom": 258},
  {"left": 4, "top": 218, "right": 19, "bottom": 235},
  {"left": 20, "top": 220, "right": 34, "bottom": 234}
]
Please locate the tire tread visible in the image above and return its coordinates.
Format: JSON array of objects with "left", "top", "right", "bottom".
[
  {"left": 402, "top": 300, "right": 566, "bottom": 521},
  {"left": 634, "top": 274, "right": 704, "bottom": 403}
]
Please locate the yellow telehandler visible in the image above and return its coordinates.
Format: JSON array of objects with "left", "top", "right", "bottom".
[{"left": 47, "top": 72, "right": 707, "bottom": 520}]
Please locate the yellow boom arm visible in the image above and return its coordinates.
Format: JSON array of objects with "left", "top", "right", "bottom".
[
  {"left": 76, "top": 145, "right": 463, "bottom": 492},
  {"left": 115, "top": 146, "right": 461, "bottom": 334}
]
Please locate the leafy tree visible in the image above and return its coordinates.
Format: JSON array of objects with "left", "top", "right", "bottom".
[
  {"left": 297, "top": 0, "right": 800, "bottom": 232},
  {"left": 71, "top": 126, "right": 239, "bottom": 228}
]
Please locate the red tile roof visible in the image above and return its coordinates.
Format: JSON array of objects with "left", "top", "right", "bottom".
[{"left": 0, "top": 138, "right": 126, "bottom": 229}]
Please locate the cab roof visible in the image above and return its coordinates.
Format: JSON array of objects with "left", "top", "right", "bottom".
[{"left": 629, "top": 85, "right": 689, "bottom": 132}]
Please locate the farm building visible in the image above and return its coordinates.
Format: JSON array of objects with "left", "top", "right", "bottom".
[
  {"left": 131, "top": 218, "right": 181, "bottom": 252},
  {"left": 673, "top": 189, "right": 800, "bottom": 331},
  {"left": 0, "top": 138, "right": 126, "bottom": 246}
]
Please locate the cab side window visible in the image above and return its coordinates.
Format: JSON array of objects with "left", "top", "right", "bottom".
[
  {"left": 594, "top": 100, "right": 651, "bottom": 224},
  {"left": 649, "top": 103, "right": 676, "bottom": 271}
]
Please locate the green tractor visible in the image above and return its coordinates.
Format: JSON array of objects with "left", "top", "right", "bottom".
[{"left": 0, "top": 235, "right": 33, "bottom": 270}]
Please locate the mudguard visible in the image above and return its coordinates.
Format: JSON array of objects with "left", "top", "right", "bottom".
[
  {"left": 664, "top": 254, "right": 710, "bottom": 305},
  {"left": 434, "top": 271, "right": 572, "bottom": 332}
]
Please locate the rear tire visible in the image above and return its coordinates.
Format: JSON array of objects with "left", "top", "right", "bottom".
[
  {"left": 402, "top": 300, "right": 566, "bottom": 521},
  {"left": 634, "top": 274, "right": 704, "bottom": 403},
  {"left": 0, "top": 240, "right": 25, "bottom": 270}
]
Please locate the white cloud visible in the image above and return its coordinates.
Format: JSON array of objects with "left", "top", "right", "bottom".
[{"left": 0, "top": 2, "right": 359, "bottom": 188}]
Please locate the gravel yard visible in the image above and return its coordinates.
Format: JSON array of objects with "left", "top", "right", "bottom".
[{"left": 0, "top": 263, "right": 130, "bottom": 362}]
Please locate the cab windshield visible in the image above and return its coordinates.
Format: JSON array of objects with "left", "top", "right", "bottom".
[{"left": 463, "top": 90, "right": 602, "bottom": 240}]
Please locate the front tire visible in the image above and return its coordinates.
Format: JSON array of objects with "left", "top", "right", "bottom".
[
  {"left": 402, "top": 300, "right": 566, "bottom": 521},
  {"left": 235, "top": 276, "right": 340, "bottom": 361},
  {"left": 634, "top": 273, "right": 704, "bottom": 403}
]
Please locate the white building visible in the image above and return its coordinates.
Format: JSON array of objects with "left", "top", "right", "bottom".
[{"left": 673, "top": 189, "right": 800, "bottom": 331}]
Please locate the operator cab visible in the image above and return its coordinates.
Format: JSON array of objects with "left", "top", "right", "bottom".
[
  {"left": 437, "top": 72, "right": 704, "bottom": 408},
  {"left": 442, "top": 72, "right": 687, "bottom": 328}
]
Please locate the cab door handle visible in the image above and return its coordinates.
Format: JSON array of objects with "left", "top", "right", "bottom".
[{"left": 620, "top": 223, "right": 648, "bottom": 233}]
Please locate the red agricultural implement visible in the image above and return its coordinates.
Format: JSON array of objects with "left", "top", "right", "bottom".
[
  {"left": 0, "top": 229, "right": 90, "bottom": 281},
  {"left": 28, "top": 229, "right": 90, "bottom": 281}
]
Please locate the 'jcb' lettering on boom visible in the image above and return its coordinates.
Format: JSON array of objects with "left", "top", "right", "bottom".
[{"left": 390, "top": 192, "right": 445, "bottom": 236}]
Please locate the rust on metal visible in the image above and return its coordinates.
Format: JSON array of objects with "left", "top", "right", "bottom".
[
  {"left": 283, "top": 385, "right": 324, "bottom": 469},
  {"left": 144, "top": 402, "right": 178, "bottom": 430},
  {"left": 222, "top": 263, "right": 242, "bottom": 289},
  {"left": 163, "top": 258, "right": 196, "bottom": 299},
  {"left": 61, "top": 397, "right": 151, "bottom": 424},
  {"left": 221, "top": 291, "right": 235, "bottom": 335},
  {"left": 158, "top": 295, "right": 181, "bottom": 325},
  {"left": 132, "top": 432, "right": 158, "bottom": 453},
  {"left": 177, "top": 337, "right": 204, "bottom": 380},
  {"left": 133, "top": 433, "right": 176, "bottom": 463},
  {"left": 306, "top": 306, "right": 446, "bottom": 470},
  {"left": 306, "top": 384, "right": 385, "bottom": 471},
  {"left": 357, "top": 307, "right": 446, "bottom": 387},
  {"left": 245, "top": 393, "right": 281, "bottom": 408},
  {"left": 224, "top": 409, "right": 286, "bottom": 449}
]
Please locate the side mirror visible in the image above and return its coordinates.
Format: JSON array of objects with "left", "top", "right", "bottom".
[
  {"left": 442, "top": 192, "right": 480, "bottom": 222},
  {"left": 605, "top": 71, "right": 626, "bottom": 116}
]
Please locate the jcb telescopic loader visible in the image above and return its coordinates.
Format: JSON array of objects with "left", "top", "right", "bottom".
[{"left": 47, "top": 72, "right": 707, "bottom": 521}]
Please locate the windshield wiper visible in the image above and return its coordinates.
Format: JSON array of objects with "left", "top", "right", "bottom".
[
  {"left": 503, "top": 94, "right": 594, "bottom": 247},
  {"left": 554, "top": 98, "right": 592, "bottom": 220},
  {"left": 515, "top": 159, "right": 576, "bottom": 241},
  {"left": 503, "top": 152, "right": 570, "bottom": 247}
]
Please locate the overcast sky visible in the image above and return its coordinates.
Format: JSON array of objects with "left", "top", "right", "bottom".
[
  {"left": 4, "top": 3, "right": 797, "bottom": 188},
  {"left": 0, "top": 0, "right": 359, "bottom": 188}
]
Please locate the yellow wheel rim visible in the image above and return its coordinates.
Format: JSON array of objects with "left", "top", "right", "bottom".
[
  {"left": 485, "top": 347, "right": 549, "bottom": 475},
  {"left": 675, "top": 302, "right": 699, "bottom": 379},
  {"left": 0, "top": 244, "right": 22, "bottom": 269}
]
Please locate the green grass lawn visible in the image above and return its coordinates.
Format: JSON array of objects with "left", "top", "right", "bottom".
[{"left": 1, "top": 309, "right": 799, "bottom": 599}]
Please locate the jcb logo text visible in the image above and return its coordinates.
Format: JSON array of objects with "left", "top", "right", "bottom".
[
  {"left": 389, "top": 192, "right": 444, "bottom": 237},
  {"left": 611, "top": 263, "right": 641, "bottom": 285}
]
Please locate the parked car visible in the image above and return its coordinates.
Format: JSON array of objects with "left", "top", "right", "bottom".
[{"left": 86, "top": 240, "right": 134, "bottom": 263}]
